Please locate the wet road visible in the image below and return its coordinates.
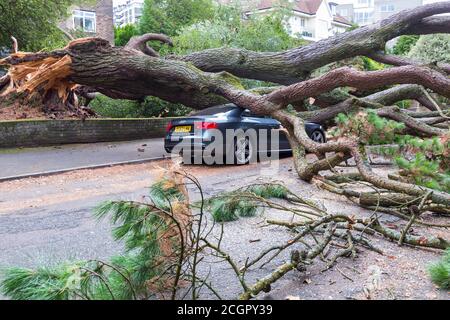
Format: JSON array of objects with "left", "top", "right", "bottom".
[{"left": 0, "top": 138, "right": 168, "bottom": 179}]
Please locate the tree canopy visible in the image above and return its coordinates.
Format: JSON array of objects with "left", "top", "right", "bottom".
[
  {"left": 139, "top": 0, "right": 216, "bottom": 37},
  {"left": 172, "top": 11, "right": 305, "bottom": 54},
  {"left": 408, "top": 34, "right": 450, "bottom": 64},
  {"left": 0, "top": 0, "right": 93, "bottom": 51}
]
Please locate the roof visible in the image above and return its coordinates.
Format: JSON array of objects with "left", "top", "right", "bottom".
[
  {"left": 254, "top": 0, "right": 323, "bottom": 15},
  {"left": 251, "top": 0, "right": 352, "bottom": 25},
  {"left": 333, "top": 14, "right": 352, "bottom": 25}
]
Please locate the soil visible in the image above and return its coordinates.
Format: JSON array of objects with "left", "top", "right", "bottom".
[
  {"left": 0, "top": 103, "right": 48, "bottom": 120},
  {"left": 0, "top": 102, "right": 94, "bottom": 120}
]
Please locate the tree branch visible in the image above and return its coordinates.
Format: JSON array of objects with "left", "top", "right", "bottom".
[
  {"left": 178, "top": 2, "right": 450, "bottom": 84},
  {"left": 125, "top": 33, "right": 173, "bottom": 57},
  {"left": 267, "top": 66, "right": 450, "bottom": 107},
  {"left": 368, "top": 51, "right": 450, "bottom": 75}
]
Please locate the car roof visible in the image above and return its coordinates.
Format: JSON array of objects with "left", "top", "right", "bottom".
[{"left": 192, "top": 104, "right": 240, "bottom": 116}]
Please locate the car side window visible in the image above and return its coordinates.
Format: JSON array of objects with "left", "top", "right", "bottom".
[
  {"left": 242, "top": 109, "right": 268, "bottom": 118},
  {"left": 242, "top": 109, "right": 251, "bottom": 117}
]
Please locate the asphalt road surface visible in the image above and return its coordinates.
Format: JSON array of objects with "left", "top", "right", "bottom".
[
  {"left": 0, "top": 158, "right": 447, "bottom": 300},
  {"left": 0, "top": 139, "right": 169, "bottom": 179},
  {"left": 0, "top": 159, "right": 287, "bottom": 299}
]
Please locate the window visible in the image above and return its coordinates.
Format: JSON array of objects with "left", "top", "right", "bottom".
[
  {"left": 340, "top": 9, "right": 348, "bottom": 17},
  {"left": 73, "top": 10, "right": 96, "bottom": 33},
  {"left": 242, "top": 109, "right": 266, "bottom": 118},
  {"left": 330, "top": 5, "right": 336, "bottom": 16},
  {"left": 380, "top": 4, "right": 395, "bottom": 12},
  {"left": 300, "top": 18, "right": 306, "bottom": 27},
  {"left": 358, "top": 0, "right": 369, "bottom": 5},
  {"left": 193, "top": 105, "right": 237, "bottom": 116},
  {"left": 354, "top": 11, "right": 372, "bottom": 24}
]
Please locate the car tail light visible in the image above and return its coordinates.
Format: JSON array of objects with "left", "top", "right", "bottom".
[
  {"left": 166, "top": 121, "right": 173, "bottom": 133},
  {"left": 195, "top": 121, "right": 218, "bottom": 130}
]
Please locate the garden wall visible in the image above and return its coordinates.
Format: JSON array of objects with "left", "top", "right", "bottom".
[{"left": 0, "top": 118, "right": 177, "bottom": 148}]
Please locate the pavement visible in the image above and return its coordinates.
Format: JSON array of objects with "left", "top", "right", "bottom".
[{"left": 0, "top": 138, "right": 169, "bottom": 179}]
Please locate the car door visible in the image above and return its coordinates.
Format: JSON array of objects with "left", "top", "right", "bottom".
[
  {"left": 240, "top": 109, "right": 279, "bottom": 153},
  {"left": 265, "top": 117, "right": 291, "bottom": 152}
]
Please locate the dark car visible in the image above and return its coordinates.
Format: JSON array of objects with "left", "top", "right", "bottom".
[{"left": 164, "top": 104, "right": 326, "bottom": 164}]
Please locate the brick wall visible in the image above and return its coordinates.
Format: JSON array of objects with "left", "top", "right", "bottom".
[{"left": 0, "top": 118, "right": 177, "bottom": 148}]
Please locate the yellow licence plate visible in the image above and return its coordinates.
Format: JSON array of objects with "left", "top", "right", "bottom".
[{"left": 174, "top": 126, "right": 192, "bottom": 133}]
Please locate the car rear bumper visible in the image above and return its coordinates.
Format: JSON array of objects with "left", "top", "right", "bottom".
[{"left": 164, "top": 135, "right": 211, "bottom": 153}]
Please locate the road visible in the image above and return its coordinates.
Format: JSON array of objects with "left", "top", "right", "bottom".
[
  {"left": 0, "top": 138, "right": 168, "bottom": 179},
  {"left": 0, "top": 159, "right": 296, "bottom": 299},
  {"left": 0, "top": 157, "right": 447, "bottom": 300}
]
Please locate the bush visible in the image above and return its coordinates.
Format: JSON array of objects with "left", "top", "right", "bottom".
[
  {"left": 114, "top": 24, "right": 139, "bottom": 47},
  {"left": 408, "top": 34, "right": 450, "bottom": 63},
  {"left": 392, "top": 35, "right": 419, "bottom": 56},
  {"left": 172, "top": 9, "right": 305, "bottom": 55},
  {"left": 90, "top": 95, "right": 192, "bottom": 118}
]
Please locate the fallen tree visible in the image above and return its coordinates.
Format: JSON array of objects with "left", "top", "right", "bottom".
[{"left": 0, "top": 3, "right": 449, "bottom": 210}]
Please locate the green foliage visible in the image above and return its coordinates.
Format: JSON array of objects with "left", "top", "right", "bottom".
[
  {"left": 89, "top": 94, "right": 192, "bottom": 118},
  {"left": 172, "top": 10, "right": 304, "bottom": 54},
  {"left": 139, "top": 0, "right": 215, "bottom": 37},
  {"left": 206, "top": 183, "right": 289, "bottom": 222},
  {"left": 428, "top": 248, "right": 450, "bottom": 289},
  {"left": 408, "top": 34, "right": 450, "bottom": 64},
  {"left": 361, "top": 57, "right": 385, "bottom": 71},
  {"left": 392, "top": 35, "right": 419, "bottom": 56},
  {"left": 245, "top": 184, "right": 288, "bottom": 199},
  {"left": 141, "top": 96, "right": 193, "bottom": 117},
  {"left": 393, "top": 134, "right": 450, "bottom": 192},
  {"left": 394, "top": 153, "right": 449, "bottom": 192},
  {"left": 210, "top": 197, "right": 258, "bottom": 222},
  {"left": 0, "top": 264, "right": 84, "bottom": 300},
  {"left": 333, "top": 111, "right": 449, "bottom": 192},
  {"left": 333, "top": 110, "right": 405, "bottom": 145},
  {"left": 1, "top": 178, "right": 186, "bottom": 300},
  {"left": 0, "top": 0, "right": 94, "bottom": 51},
  {"left": 114, "top": 24, "right": 139, "bottom": 47},
  {"left": 148, "top": 179, "right": 187, "bottom": 211},
  {"left": 170, "top": 20, "right": 232, "bottom": 54},
  {"left": 346, "top": 24, "right": 360, "bottom": 32},
  {"left": 89, "top": 95, "right": 140, "bottom": 118},
  {"left": 395, "top": 100, "right": 411, "bottom": 109},
  {"left": 233, "top": 15, "right": 304, "bottom": 52}
]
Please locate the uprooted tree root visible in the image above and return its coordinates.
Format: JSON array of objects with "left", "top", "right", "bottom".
[
  {"left": 1, "top": 165, "right": 448, "bottom": 300},
  {"left": 0, "top": 38, "right": 97, "bottom": 118}
]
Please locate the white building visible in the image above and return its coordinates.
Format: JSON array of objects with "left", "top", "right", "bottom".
[
  {"left": 352, "top": 0, "right": 374, "bottom": 26},
  {"left": 245, "top": 0, "right": 353, "bottom": 42},
  {"left": 113, "top": 0, "right": 144, "bottom": 27},
  {"left": 335, "top": 0, "right": 442, "bottom": 26}
]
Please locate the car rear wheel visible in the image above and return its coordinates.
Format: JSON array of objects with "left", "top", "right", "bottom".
[
  {"left": 234, "top": 136, "right": 254, "bottom": 165},
  {"left": 311, "top": 130, "right": 326, "bottom": 143}
]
